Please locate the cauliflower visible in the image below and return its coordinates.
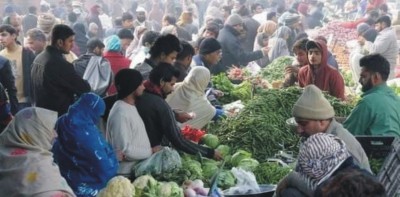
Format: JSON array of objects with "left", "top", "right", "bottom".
[
  {"left": 132, "top": 175, "right": 158, "bottom": 196},
  {"left": 97, "top": 176, "right": 135, "bottom": 197}
]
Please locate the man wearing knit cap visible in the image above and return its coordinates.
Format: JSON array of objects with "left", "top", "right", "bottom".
[
  {"left": 343, "top": 54, "right": 400, "bottom": 137},
  {"left": 297, "top": 39, "right": 345, "bottom": 100},
  {"left": 106, "top": 68, "right": 152, "bottom": 177},
  {"left": 191, "top": 37, "right": 225, "bottom": 105},
  {"left": 215, "top": 14, "right": 269, "bottom": 74},
  {"left": 275, "top": 85, "right": 371, "bottom": 197}
]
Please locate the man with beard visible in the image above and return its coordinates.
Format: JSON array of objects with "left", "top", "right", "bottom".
[
  {"left": 275, "top": 85, "right": 370, "bottom": 197},
  {"left": 31, "top": 24, "right": 91, "bottom": 116},
  {"left": 297, "top": 40, "right": 345, "bottom": 100},
  {"left": 343, "top": 54, "right": 400, "bottom": 137},
  {"left": 135, "top": 63, "right": 222, "bottom": 160},
  {"left": 134, "top": 7, "right": 159, "bottom": 32},
  {"left": 106, "top": 69, "right": 152, "bottom": 178}
]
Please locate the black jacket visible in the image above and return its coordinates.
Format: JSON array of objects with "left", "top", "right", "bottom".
[
  {"left": 215, "top": 25, "right": 264, "bottom": 74},
  {"left": 136, "top": 91, "right": 215, "bottom": 159},
  {"left": 31, "top": 46, "right": 91, "bottom": 116},
  {"left": 0, "top": 55, "right": 18, "bottom": 114},
  {"left": 21, "top": 47, "right": 36, "bottom": 103}
]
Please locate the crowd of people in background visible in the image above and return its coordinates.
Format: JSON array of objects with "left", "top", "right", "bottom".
[{"left": 0, "top": 0, "right": 398, "bottom": 196}]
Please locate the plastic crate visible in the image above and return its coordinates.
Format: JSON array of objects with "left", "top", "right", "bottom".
[
  {"left": 377, "top": 138, "right": 400, "bottom": 197},
  {"left": 355, "top": 136, "right": 395, "bottom": 159}
]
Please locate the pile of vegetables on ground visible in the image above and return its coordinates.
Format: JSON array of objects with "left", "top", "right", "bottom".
[{"left": 208, "top": 87, "right": 354, "bottom": 162}]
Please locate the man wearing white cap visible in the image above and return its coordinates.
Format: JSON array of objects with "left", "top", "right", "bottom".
[{"left": 134, "top": 7, "right": 159, "bottom": 32}]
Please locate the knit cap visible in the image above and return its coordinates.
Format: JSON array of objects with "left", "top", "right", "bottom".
[
  {"left": 115, "top": 69, "right": 143, "bottom": 99},
  {"left": 225, "top": 14, "right": 243, "bottom": 26},
  {"left": 292, "top": 85, "right": 334, "bottom": 120},
  {"left": 297, "top": 133, "right": 350, "bottom": 181},
  {"left": 356, "top": 23, "right": 369, "bottom": 35},
  {"left": 361, "top": 28, "right": 378, "bottom": 42},
  {"left": 199, "top": 38, "right": 221, "bottom": 55},
  {"left": 37, "top": 13, "right": 56, "bottom": 34}
]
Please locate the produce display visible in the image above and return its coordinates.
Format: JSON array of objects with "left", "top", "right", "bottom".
[
  {"left": 254, "top": 162, "right": 292, "bottom": 185},
  {"left": 211, "top": 73, "right": 253, "bottom": 104},
  {"left": 208, "top": 87, "right": 354, "bottom": 162},
  {"left": 260, "top": 56, "right": 295, "bottom": 83}
]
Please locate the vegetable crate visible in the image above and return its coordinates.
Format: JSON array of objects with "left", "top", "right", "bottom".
[{"left": 377, "top": 138, "right": 400, "bottom": 197}]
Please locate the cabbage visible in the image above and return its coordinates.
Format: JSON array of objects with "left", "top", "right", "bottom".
[
  {"left": 182, "top": 159, "right": 203, "bottom": 180},
  {"left": 238, "top": 158, "right": 260, "bottom": 172},
  {"left": 158, "top": 182, "right": 184, "bottom": 197},
  {"left": 216, "top": 145, "right": 231, "bottom": 158},
  {"left": 202, "top": 162, "right": 219, "bottom": 179},
  {"left": 217, "top": 170, "right": 236, "bottom": 190},
  {"left": 202, "top": 134, "right": 219, "bottom": 149},
  {"left": 231, "top": 150, "right": 252, "bottom": 167}
]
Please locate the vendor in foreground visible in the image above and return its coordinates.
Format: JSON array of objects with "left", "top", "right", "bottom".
[
  {"left": 343, "top": 54, "right": 400, "bottom": 137},
  {"left": 135, "top": 63, "right": 222, "bottom": 160},
  {"left": 297, "top": 40, "right": 345, "bottom": 100}
]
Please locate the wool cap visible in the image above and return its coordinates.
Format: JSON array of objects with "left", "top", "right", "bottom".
[
  {"left": 297, "top": 133, "right": 351, "bottom": 181},
  {"left": 283, "top": 13, "right": 300, "bottom": 26},
  {"left": 104, "top": 35, "right": 121, "bottom": 52},
  {"left": 115, "top": 69, "right": 143, "bottom": 99},
  {"left": 199, "top": 38, "right": 221, "bottom": 55},
  {"left": 225, "top": 14, "right": 243, "bottom": 26},
  {"left": 362, "top": 28, "right": 378, "bottom": 42},
  {"left": 292, "top": 85, "right": 335, "bottom": 120},
  {"left": 356, "top": 23, "right": 370, "bottom": 35}
]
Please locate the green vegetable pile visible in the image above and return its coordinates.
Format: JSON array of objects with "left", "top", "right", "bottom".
[
  {"left": 254, "top": 162, "right": 292, "bottom": 184},
  {"left": 208, "top": 87, "right": 355, "bottom": 162},
  {"left": 211, "top": 73, "right": 252, "bottom": 104},
  {"left": 260, "top": 56, "right": 295, "bottom": 82},
  {"left": 389, "top": 84, "right": 400, "bottom": 96},
  {"left": 341, "top": 69, "right": 355, "bottom": 87}
]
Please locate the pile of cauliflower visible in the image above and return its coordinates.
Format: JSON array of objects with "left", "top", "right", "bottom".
[{"left": 97, "top": 175, "right": 184, "bottom": 197}]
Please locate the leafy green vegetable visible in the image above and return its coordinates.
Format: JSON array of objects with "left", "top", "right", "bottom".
[
  {"left": 231, "top": 150, "right": 252, "bottom": 167},
  {"left": 202, "top": 134, "right": 220, "bottom": 149},
  {"left": 370, "top": 158, "right": 385, "bottom": 175},
  {"left": 238, "top": 158, "right": 260, "bottom": 172},
  {"left": 254, "top": 162, "right": 292, "bottom": 184},
  {"left": 216, "top": 145, "right": 231, "bottom": 158},
  {"left": 217, "top": 170, "right": 236, "bottom": 190},
  {"left": 202, "top": 162, "right": 219, "bottom": 179},
  {"left": 261, "top": 56, "right": 295, "bottom": 82}
]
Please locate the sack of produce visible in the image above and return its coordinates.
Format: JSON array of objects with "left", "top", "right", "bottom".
[{"left": 134, "top": 147, "right": 182, "bottom": 177}]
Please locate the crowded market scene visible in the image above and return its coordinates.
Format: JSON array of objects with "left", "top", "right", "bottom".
[{"left": 0, "top": 0, "right": 399, "bottom": 196}]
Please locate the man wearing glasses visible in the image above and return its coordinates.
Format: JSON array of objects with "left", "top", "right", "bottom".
[{"left": 343, "top": 54, "right": 400, "bottom": 137}]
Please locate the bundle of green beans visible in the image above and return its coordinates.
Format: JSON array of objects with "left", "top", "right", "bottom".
[{"left": 208, "top": 87, "right": 355, "bottom": 162}]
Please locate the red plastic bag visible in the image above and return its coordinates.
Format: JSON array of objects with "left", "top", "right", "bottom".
[{"left": 181, "top": 125, "right": 206, "bottom": 143}]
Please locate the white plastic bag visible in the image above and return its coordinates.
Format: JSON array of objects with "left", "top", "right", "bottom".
[{"left": 226, "top": 167, "right": 260, "bottom": 195}]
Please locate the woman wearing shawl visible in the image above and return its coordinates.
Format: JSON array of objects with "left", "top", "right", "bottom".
[
  {"left": 0, "top": 83, "right": 12, "bottom": 132},
  {"left": 72, "top": 23, "right": 89, "bottom": 56},
  {"left": 268, "top": 26, "right": 291, "bottom": 62},
  {"left": 0, "top": 107, "right": 75, "bottom": 196},
  {"left": 166, "top": 67, "right": 223, "bottom": 129},
  {"left": 52, "top": 93, "right": 118, "bottom": 197}
]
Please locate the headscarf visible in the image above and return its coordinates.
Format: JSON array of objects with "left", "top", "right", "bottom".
[
  {"left": 105, "top": 35, "right": 122, "bottom": 52},
  {"left": 268, "top": 26, "right": 291, "bottom": 61},
  {"left": 257, "top": 20, "right": 278, "bottom": 36},
  {"left": 297, "top": 133, "right": 350, "bottom": 188},
  {"left": 72, "top": 22, "right": 89, "bottom": 55},
  {"left": 52, "top": 93, "right": 118, "bottom": 197},
  {"left": 0, "top": 107, "right": 75, "bottom": 196},
  {"left": 166, "top": 67, "right": 216, "bottom": 129}
]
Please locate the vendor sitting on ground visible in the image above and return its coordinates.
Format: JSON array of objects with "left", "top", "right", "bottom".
[
  {"left": 293, "top": 85, "right": 370, "bottom": 170},
  {"left": 276, "top": 133, "right": 370, "bottom": 197},
  {"left": 297, "top": 40, "right": 345, "bottom": 100},
  {"left": 166, "top": 66, "right": 224, "bottom": 130},
  {"left": 283, "top": 38, "right": 309, "bottom": 88},
  {"left": 343, "top": 54, "right": 400, "bottom": 137},
  {"left": 136, "top": 63, "right": 222, "bottom": 160}
]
